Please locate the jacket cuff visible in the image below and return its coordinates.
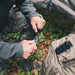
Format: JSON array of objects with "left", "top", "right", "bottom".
[
  {"left": 15, "top": 43, "right": 23, "bottom": 58},
  {"left": 28, "top": 12, "right": 43, "bottom": 19}
]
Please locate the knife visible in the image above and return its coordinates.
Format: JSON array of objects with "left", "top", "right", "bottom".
[
  {"left": 33, "top": 26, "right": 43, "bottom": 45},
  {"left": 35, "top": 34, "right": 43, "bottom": 44}
]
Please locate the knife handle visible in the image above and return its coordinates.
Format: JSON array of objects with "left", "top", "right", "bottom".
[{"left": 36, "top": 26, "right": 41, "bottom": 34}]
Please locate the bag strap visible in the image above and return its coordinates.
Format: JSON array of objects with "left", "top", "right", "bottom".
[{"left": 45, "top": 0, "right": 51, "bottom": 15}]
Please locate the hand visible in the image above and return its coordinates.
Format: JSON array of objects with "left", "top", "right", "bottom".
[
  {"left": 31, "top": 16, "right": 46, "bottom": 33},
  {"left": 21, "top": 40, "right": 37, "bottom": 59}
]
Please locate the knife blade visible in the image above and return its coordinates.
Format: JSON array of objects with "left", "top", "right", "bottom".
[
  {"left": 35, "top": 34, "right": 43, "bottom": 44},
  {"left": 34, "top": 26, "right": 43, "bottom": 44}
]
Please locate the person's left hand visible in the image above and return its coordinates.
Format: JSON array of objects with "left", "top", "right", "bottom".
[{"left": 30, "top": 16, "right": 46, "bottom": 33}]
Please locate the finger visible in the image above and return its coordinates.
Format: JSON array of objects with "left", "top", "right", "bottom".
[
  {"left": 31, "top": 21, "right": 37, "bottom": 33},
  {"left": 27, "top": 53, "right": 31, "bottom": 57},
  {"left": 26, "top": 45, "right": 37, "bottom": 54},
  {"left": 25, "top": 45, "right": 36, "bottom": 54},
  {"left": 38, "top": 19, "right": 45, "bottom": 30},
  {"left": 23, "top": 52, "right": 31, "bottom": 59},
  {"left": 23, "top": 54, "right": 28, "bottom": 59},
  {"left": 26, "top": 49, "right": 32, "bottom": 53},
  {"left": 26, "top": 40, "right": 35, "bottom": 44},
  {"left": 31, "top": 45, "right": 37, "bottom": 51},
  {"left": 32, "top": 50, "right": 35, "bottom": 54},
  {"left": 25, "top": 56, "right": 28, "bottom": 59}
]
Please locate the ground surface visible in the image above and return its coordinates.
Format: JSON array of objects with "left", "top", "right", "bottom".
[{"left": 3, "top": 5, "right": 75, "bottom": 75}]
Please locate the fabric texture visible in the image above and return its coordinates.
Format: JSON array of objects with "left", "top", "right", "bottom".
[
  {"left": 0, "top": 0, "right": 42, "bottom": 60},
  {"left": 40, "top": 34, "right": 75, "bottom": 75},
  {"left": 31, "top": 0, "right": 75, "bottom": 19},
  {"left": 52, "top": 0, "right": 75, "bottom": 19}
]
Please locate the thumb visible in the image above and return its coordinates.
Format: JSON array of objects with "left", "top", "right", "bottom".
[{"left": 26, "top": 40, "right": 35, "bottom": 44}]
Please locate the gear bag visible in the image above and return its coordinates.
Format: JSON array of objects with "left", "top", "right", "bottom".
[{"left": 40, "top": 34, "right": 75, "bottom": 75}]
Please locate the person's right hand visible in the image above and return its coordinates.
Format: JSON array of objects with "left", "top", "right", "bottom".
[{"left": 21, "top": 40, "right": 37, "bottom": 59}]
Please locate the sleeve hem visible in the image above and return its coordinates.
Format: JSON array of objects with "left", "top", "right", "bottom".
[
  {"left": 28, "top": 12, "right": 43, "bottom": 19},
  {"left": 15, "top": 43, "right": 23, "bottom": 58}
]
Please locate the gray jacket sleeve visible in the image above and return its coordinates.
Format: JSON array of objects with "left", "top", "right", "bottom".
[
  {"left": 52, "top": 0, "right": 75, "bottom": 19},
  {"left": 31, "top": 0, "right": 75, "bottom": 19},
  {"left": 19, "top": 0, "right": 43, "bottom": 19},
  {"left": 0, "top": 42, "right": 23, "bottom": 60}
]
